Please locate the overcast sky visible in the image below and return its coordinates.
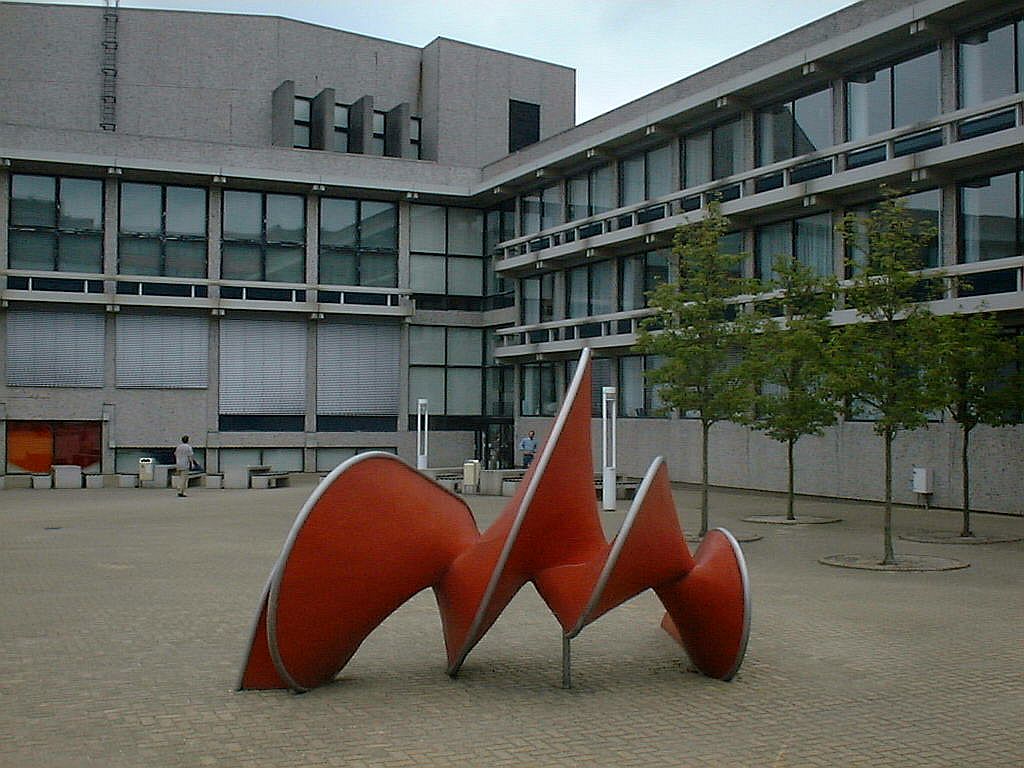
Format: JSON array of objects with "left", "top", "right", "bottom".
[{"left": 16, "top": 0, "right": 857, "bottom": 121}]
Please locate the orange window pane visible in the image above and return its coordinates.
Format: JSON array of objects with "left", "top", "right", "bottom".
[
  {"left": 7, "top": 421, "right": 54, "bottom": 473},
  {"left": 53, "top": 421, "right": 102, "bottom": 471}
]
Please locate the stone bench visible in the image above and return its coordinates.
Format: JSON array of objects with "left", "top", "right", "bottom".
[{"left": 251, "top": 472, "right": 290, "bottom": 489}]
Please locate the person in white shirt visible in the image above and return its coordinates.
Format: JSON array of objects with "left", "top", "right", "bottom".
[{"left": 174, "top": 435, "right": 195, "bottom": 497}]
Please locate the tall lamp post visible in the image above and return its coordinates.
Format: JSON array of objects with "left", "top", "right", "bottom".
[
  {"left": 416, "top": 398, "right": 429, "bottom": 470},
  {"left": 602, "top": 386, "right": 617, "bottom": 511}
]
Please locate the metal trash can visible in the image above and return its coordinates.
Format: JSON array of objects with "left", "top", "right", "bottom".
[{"left": 138, "top": 457, "right": 155, "bottom": 483}]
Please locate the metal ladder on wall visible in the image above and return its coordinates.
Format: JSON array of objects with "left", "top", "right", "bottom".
[{"left": 100, "top": 0, "right": 119, "bottom": 131}]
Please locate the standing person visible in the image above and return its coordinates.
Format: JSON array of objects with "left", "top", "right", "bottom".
[
  {"left": 174, "top": 435, "right": 195, "bottom": 498},
  {"left": 519, "top": 430, "right": 538, "bottom": 469}
]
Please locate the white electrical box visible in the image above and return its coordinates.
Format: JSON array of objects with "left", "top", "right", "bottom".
[{"left": 912, "top": 467, "right": 933, "bottom": 494}]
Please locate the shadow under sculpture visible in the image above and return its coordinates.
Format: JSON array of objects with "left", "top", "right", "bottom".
[{"left": 238, "top": 348, "right": 750, "bottom": 692}]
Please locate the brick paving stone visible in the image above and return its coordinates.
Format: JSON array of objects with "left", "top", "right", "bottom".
[{"left": 0, "top": 482, "right": 1022, "bottom": 766}]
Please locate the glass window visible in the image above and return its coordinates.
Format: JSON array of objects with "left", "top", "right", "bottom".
[
  {"left": 567, "top": 175, "right": 589, "bottom": 221},
  {"left": 293, "top": 97, "right": 311, "bottom": 149},
  {"left": 756, "top": 222, "right": 792, "bottom": 282},
  {"left": 893, "top": 48, "right": 940, "bottom": 128},
  {"left": 567, "top": 264, "right": 588, "bottom": 318},
  {"left": 847, "top": 49, "right": 939, "bottom": 141},
  {"left": 591, "top": 165, "right": 615, "bottom": 214},
  {"left": 318, "top": 198, "right": 397, "bottom": 287},
  {"left": 758, "top": 88, "right": 833, "bottom": 165},
  {"left": 410, "top": 254, "right": 446, "bottom": 293},
  {"left": 521, "top": 273, "right": 554, "bottom": 324},
  {"left": 520, "top": 186, "right": 560, "bottom": 235},
  {"left": 959, "top": 21, "right": 1019, "bottom": 108},
  {"left": 11, "top": 175, "right": 56, "bottom": 227},
  {"left": 447, "top": 208, "right": 483, "bottom": 256},
  {"left": 333, "top": 104, "right": 349, "bottom": 153},
  {"left": 119, "top": 182, "right": 207, "bottom": 278},
  {"left": 9, "top": 174, "right": 103, "bottom": 273},
  {"left": 847, "top": 69, "right": 891, "bottom": 142},
  {"left": 447, "top": 327, "right": 482, "bottom": 366},
  {"left": 591, "top": 259, "right": 614, "bottom": 316},
  {"left": 222, "top": 191, "right": 305, "bottom": 283},
  {"left": 620, "top": 154, "right": 645, "bottom": 207},
  {"left": 960, "top": 171, "right": 1021, "bottom": 263},
  {"left": 758, "top": 214, "right": 836, "bottom": 283},
  {"left": 447, "top": 257, "right": 483, "bottom": 296},
  {"left": 618, "top": 355, "right": 665, "bottom": 417},
  {"left": 410, "top": 205, "right": 446, "bottom": 253},
  {"left": 684, "top": 132, "right": 712, "bottom": 188},
  {"left": 410, "top": 326, "right": 445, "bottom": 364},
  {"left": 371, "top": 111, "right": 386, "bottom": 155},
  {"left": 712, "top": 120, "right": 743, "bottom": 179},
  {"left": 521, "top": 363, "right": 557, "bottom": 416},
  {"left": 647, "top": 144, "right": 673, "bottom": 198},
  {"left": 521, "top": 192, "right": 542, "bottom": 235},
  {"left": 409, "top": 368, "right": 446, "bottom": 415}
]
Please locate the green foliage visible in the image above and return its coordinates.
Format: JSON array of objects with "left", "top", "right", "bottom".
[
  {"left": 930, "top": 312, "right": 1024, "bottom": 432},
  {"left": 745, "top": 258, "right": 839, "bottom": 446},
  {"left": 637, "top": 203, "right": 758, "bottom": 429},
  {"left": 831, "top": 191, "right": 942, "bottom": 438}
]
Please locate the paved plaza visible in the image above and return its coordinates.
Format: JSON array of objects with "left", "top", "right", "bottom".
[{"left": 1, "top": 479, "right": 1021, "bottom": 767}]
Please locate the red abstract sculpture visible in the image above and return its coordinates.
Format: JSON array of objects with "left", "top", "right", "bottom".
[{"left": 239, "top": 348, "right": 750, "bottom": 692}]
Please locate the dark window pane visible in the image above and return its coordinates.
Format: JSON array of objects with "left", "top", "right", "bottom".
[
  {"left": 59, "top": 178, "right": 103, "bottom": 230},
  {"left": 847, "top": 144, "right": 887, "bottom": 168},
  {"left": 959, "top": 23, "right": 1016, "bottom": 108},
  {"left": 223, "top": 191, "right": 262, "bottom": 239},
  {"left": 684, "top": 132, "right": 712, "bottom": 187},
  {"left": 320, "top": 198, "right": 359, "bottom": 248},
  {"left": 58, "top": 233, "right": 103, "bottom": 273},
  {"left": 118, "top": 236, "right": 162, "bottom": 276},
  {"left": 9, "top": 230, "right": 56, "bottom": 269},
  {"left": 361, "top": 201, "right": 397, "bottom": 249},
  {"left": 509, "top": 99, "right": 540, "bottom": 152},
  {"left": 795, "top": 213, "right": 833, "bottom": 277},
  {"left": 757, "top": 221, "right": 791, "bottom": 282},
  {"left": 902, "top": 189, "right": 941, "bottom": 269},
  {"left": 120, "top": 182, "right": 162, "bottom": 234},
  {"left": 521, "top": 193, "right": 542, "bottom": 236},
  {"left": 319, "top": 249, "right": 358, "bottom": 285},
  {"left": 793, "top": 88, "right": 833, "bottom": 154},
  {"left": 265, "top": 245, "right": 304, "bottom": 283},
  {"left": 712, "top": 120, "right": 743, "bottom": 179},
  {"left": 332, "top": 129, "right": 349, "bottom": 153},
  {"left": 165, "top": 186, "right": 206, "bottom": 236},
  {"left": 961, "top": 173, "right": 1018, "bottom": 262},
  {"left": 620, "top": 153, "right": 645, "bottom": 206},
  {"left": 265, "top": 194, "right": 304, "bottom": 242},
  {"left": 541, "top": 186, "right": 562, "bottom": 228},
  {"left": 893, "top": 48, "right": 940, "bottom": 127},
  {"left": 11, "top": 175, "right": 56, "bottom": 227},
  {"left": 567, "top": 265, "right": 588, "bottom": 318},
  {"left": 758, "top": 104, "right": 793, "bottom": 165},
  {"left": 847, "top": 68, "right": 891, "bottom": 141},
  {"left": 958, "top": 109, "right": 1017, "bottom": 140},
  {"left": 591, "top": 164, "right": 615, "bottom": 214},
  {"left": 646, "top": 144, "right": 673, "bottom": 198},
  {"left": 164, "top": 240, "right": 207, "bottom": 277},
  {"left": 360, "top": 252, "right": 398, "bottom": 287},
  {"left": 567, "top": 175, "right": 589, "bottom": 221},
  {"left": 221, "top": 242, "right": 263, "bottom": 280}
]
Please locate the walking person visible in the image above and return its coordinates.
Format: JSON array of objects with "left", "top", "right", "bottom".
[
  {"left": 174, "top": 435, "right": 195, "bottom": 497},
  {"left": 519, "top": 430, "right": 538, "bottom": 469}
]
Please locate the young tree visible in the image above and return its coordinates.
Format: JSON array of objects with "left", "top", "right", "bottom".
[
  {"left": 744, "top": 258, "right": 839, "bottom": 520},
  {"left": 831, "top": 190, "right": 940, "bottom": 565},
  {"left": 637, "top": 203, "right": 757, "bottom": 537},
  {"left": 930, "top": 312, "right": 1024, "bottom": 537}
]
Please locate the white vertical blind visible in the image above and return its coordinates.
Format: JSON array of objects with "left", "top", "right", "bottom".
[
  {"left": 6, "top": 308, "right": 105, "bottom": 387},
  {"left": 116, "top": 312, "right": 209, "bottom": 388},
  {"left": 317, "top": 318, "right": 400, "bottom": 415},
  {"left": 219, "top": 317, "right": 306, "bottom": 414}
]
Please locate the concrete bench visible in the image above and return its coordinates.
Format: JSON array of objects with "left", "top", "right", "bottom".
[
  {"left": 223, "top": 465, "right": 271, "bottom": 489},
  {"left": 251, "top": 472, "right": 290, "bottom": 489}
]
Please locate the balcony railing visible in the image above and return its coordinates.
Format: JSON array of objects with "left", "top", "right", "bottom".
[
  {"left": 1, "top": 269, "right": 412, "bottom": 315},
  {"left": 494, "top": 256, "right": 1024, "bottom": 358},
  {"left": 495, "top": 94, "right": 1024, "bottom": 270}
]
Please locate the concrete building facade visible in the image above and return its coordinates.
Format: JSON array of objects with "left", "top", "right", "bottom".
[{"left": 1, "top": 0, "right": 1022, "bottom": 513}]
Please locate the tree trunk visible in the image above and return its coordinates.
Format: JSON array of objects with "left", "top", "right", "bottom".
[
  {"left": 700, "top": 421, "right": 710, "bottom": 537},
  {"left": 882, "top": 427, "right": 895, "bottom": 565},
  {"left": 787, "top": 438, "right": 796, "bottom": 521},
  {"left": 961, "top": 425, "right": 973, "bottom": 538}
]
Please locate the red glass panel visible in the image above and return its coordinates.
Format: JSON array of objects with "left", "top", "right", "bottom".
[
  {"left": 53, "top": 421, "right": 102, "bottom": 472},
  {"left": 7, "top": 421, "right": 54, "bottom": 473}
]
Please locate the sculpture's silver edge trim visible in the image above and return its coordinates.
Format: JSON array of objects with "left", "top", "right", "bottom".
[
  {"left": 259, "top": 451, "right": 466, "bottom": 692},
  {"left": 567, "top": 456, "right": 665, "bottom": 639},
  {"left": 449, "top": 347, "right": 593, "bottom": 675},
  {"left": 711, "top": 527, "right": 751, "bottom": 682}
]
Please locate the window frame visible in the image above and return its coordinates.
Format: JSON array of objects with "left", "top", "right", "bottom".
[{"left": 118, "top": 181, "right": 208, "bottom": 278}]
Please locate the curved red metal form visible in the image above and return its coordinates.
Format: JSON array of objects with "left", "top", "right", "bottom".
[{"left": 238, "top": 348, "right": 750, "bottom": 691}]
